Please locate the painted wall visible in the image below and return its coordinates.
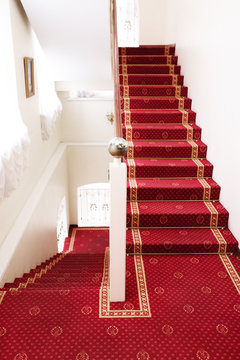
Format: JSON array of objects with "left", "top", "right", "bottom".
[
  {"left": 20, "top": 0, "right": 112, "bottom": 90},
  {"left": 0, "top": 145, "right": 69, "bottom": 286},
  {"left": 0, "top": 0, "right": 61, "bottom": 247},
  {"left": 140, "top": 0, "right": 240, "bottom": 241}
]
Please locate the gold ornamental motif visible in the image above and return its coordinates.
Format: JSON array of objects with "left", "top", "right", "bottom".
[
  {"left": 131, "top": 201, "right": 140, "bottom": 228},
  {"left": 123, "top": 75, "right": 128, "bottom": 86},
  {"left": 181, "top": 110, "right": 189, "bottom": 125},
  {"left": 154, "top": 287, "right": 165, "bottom": 295},
  {"left": 127, "top": 159, "right": 136, "bottom": 179},
  {"left": 81, "top": 305, "right": 92, "bottom": 315},
  {"left": 123, "top": 85, "right": 129, "bottom": 97},
  {"left": 50, "top": 326, "right": 63, "bottom": 337},
  {"left": 167, "top": 56, "right": 172, "bottom": 65},
  {"left": 125, "top": 125, "right": 132, "bottom": 141},
  {"left": 121, "top": 56, "right": 127, "bottom": 65},
  {"left": 165, "top": 46, "right": 170, "bottom": 55},
  {"left": 162, "top": 324, "right": 174, "bottom": 335},
  {"left": 192, "top": 159, "right": 204, "bottom": 178},
  {"left": 196, "top": 349, "right": 210, "bottom": 360},
  {"left": 122, "top": 64, "right": 128, "bottom": 75},
  {"left": 204, "top": 202, "right": 219, "bottom": 227},
  {"left": 99, "top": 248, "right": 151, "bottom": 318},
  {"left": 183, "top": 304, "right": 194, "bottom": 314},
  {"left": 216, "top": 324, "right": 228, "bottom": 335},
  {"left": 211, "top": 228, "right": 227, "bottom": 254},
  {"left": 0, "top": 326, "right": 7, "bottom": 337},
  {"left": 233, "top": 304, "right": 240, "bottom": 313},
  {"left": 183, "top": 124, "right": 193, "bottom": 141},
  {"left": 124, "top": 98, "right": 130, "bottom": 111},
  {"left": 172, "top": 75, "right": 178, "bottom": 86},
  {"left": 107, "top": 325, "right": 119, "bottom": 336},
  {"left": 201, "top": 286, "right": 212, "bottom": 294},
  {"left": 14, "top": 353, "right": 28, "bottom": 360},
  {"left": 29, "top": 306, "right": 40, "bottom": 316},
  {"left": 76, "top": 351, "right": 89, "bottom": 360},
  {"left": 188, "top": 140, "right": 198, "bottom": 159},
  {"left": 169, "top": 65, "right": 175, "bottom": 75},
  {"left": 129, "top": 179, "right": 138, "bottom": 201},
  {"left": 219, "top": 254, "right": 240, "bottom": 295},
  {"left": 124, "top": 110, "right": 131, "bottom": 126},
  {"left": 175, "top": 86, "right": 181, "bottom": 97},
  {"left": 198, "top": 179, "right": 211, "bottom": 200},
  {"left": 177, "top": 96, "right": 185, "bottom": 110},
  {"left": 137, "top": 350, "right": 150, "bottom": 360},
  {"left": 132, "top": 228, "right": 142, "bottom": 254},
  {"left": 127, "top": 141, "right": 134, "bottom": 159}
]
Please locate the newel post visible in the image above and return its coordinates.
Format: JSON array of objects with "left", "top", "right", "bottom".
[{"left": 108, "top": 137, "right": 128, "bottom": 302}]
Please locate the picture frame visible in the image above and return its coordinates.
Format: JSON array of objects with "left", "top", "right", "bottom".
[{"left": 24, "top": 57, "right": 35, "bottom": 98}]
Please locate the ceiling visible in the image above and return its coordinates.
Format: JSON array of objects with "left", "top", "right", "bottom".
[{"left": 20, "top": 0, "right": 112, "bottom": 90}]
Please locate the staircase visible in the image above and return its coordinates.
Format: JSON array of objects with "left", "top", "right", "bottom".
[{"left": 119, "top": 45, "right": 238, "bottom": 255}]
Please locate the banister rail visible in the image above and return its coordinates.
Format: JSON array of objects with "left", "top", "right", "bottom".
[{"left": 110, "top": 0, "right": 122, "bottom": 138}]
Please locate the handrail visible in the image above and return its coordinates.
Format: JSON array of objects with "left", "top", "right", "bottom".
[{"left": 110, "top": 0, "right": 122, "bottom": 138}]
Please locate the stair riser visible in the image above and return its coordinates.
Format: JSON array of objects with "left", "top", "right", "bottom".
[
  {"left": 121, "top": 98, "right": 192, "bottom": 110},
  {"left": 127, "top": 213, "right": 229, "bottom": 228},
  {"left": 119, "top": 56, "right": 178, "bottom": 65},
  {"left": 127, "top": 165, "right": 213, "bottom": 178},
  {"left": 127, "top": 144, "right": 207, "bottom": 159},
  {"left": 123, "top": 128, "right": 201, "bottom": 141},
  {"left": 119, "top": 65, "right": 181, "bottom": 75},
  {"left": 120, "top": 86, "right": 188, "bottom": 97},
  {"left": 126, "top": 242, "right": 237, "bottom": 254},
  {"left": 119, "top": 74, "right": 184, "bottom": 85},
  {"left": 119, "top": 47, "right": 175, "bottom": 56},
  {"left": 127, "top": 187, "right": 220, "bottom": 201},
  {"left": 121, "top": 111, "right": 196, "bottom": 124}
]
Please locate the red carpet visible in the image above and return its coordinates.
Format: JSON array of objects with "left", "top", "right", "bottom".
[
  {"left": 1, "top": 228, "right": 240, "bottom": 359},
  {"left": 121, "top": 45, "right": 238, "bottom": 254},
  {"left": 0, "top": 45, "right": 240, "bottom": 359}
]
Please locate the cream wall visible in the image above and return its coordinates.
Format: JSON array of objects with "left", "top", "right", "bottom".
[
  {"left": 0, "top": 0, "right": 61, "bottom": 246},
  {"left": 140, "top": 0, "right": 240, "bottom": 241}
]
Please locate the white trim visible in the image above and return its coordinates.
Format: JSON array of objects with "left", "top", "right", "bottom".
[{"left": 65, "top": 142, "right": 108, "bottom": 147}]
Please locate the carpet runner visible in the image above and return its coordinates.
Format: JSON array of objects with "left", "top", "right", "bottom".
[
  {"left": 1, "top": 228, "right": 240, "bottom": 359},
  {"left": 120, "top": 45, "right": 238, "bottom": 254},
  {"left": 1, "top": 45, "right": 240, "bottom": 359}
]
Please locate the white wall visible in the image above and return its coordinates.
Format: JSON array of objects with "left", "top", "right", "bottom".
[
  {"left": 67, "top": 145, "right": 112, "bottom": 225},
  {"left": 0, "top": 145, "right": 69, "bottom": 287},
  {"left": 0, "top": 0, "right": 62, "bottom": 247},
  {"left": 20, "top": 0, "right": 112, "bottom": 90},
  {"left": 140, "top": 0, "right": 240, "bottom": 241}
]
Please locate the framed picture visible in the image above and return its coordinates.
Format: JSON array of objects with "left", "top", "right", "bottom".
[{"left": 24, "top": 57, "right": 35, "bottom": 98}]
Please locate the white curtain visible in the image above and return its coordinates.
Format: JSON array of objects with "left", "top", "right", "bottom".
[
  {"left": 117, "top": 0, "right": 139, "bottom": 47},
  {"left": 0, "top": 0, "right": 30, "bottom": 202},
  {"left": 33, "top": 32, "right": 62, "bottom": 141}
]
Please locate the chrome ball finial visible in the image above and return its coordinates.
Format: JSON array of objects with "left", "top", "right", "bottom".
[{"left": 108, "top": 137, "right": 128, "bottom": 158}]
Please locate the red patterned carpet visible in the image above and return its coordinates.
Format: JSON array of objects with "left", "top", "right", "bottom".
[
  {"left": 1, "top": 45, "right": 240, "bottom": 359},
  {"left": 1, "top": 228, "right": 240, "bottom": 359}
]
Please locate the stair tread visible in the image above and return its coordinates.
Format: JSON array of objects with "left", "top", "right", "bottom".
[
  {"left": 127, "top": 178, "right": 219, "bottom": 188},
  {"left": 127, "top": 201, "right": 228, "bottom": 214},
  {"left": 123, "top": 124, "right": 200, "bottom": 130}
]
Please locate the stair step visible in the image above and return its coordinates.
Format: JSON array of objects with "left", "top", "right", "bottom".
[
  {"left": 120, "top": 85, "right": 188, "bottom": 97},
  {"left": 119, "top": 55, "right": 178, "bottom": 65},
  {"left": 121, "top": 109, "right": 196, "bottom": 124},
  {"left": 126, "top": 228, "right": 238, "bottom": 254},
  {"left": 119, "top": 45, "right": 175, "bottom": 56},
  {"left": 121, "top": 97, "right": 192, "bottom": 110},
  {"left": 126, "top": 140, "right": 207, "bottom": 159},
  {"left": 119, "top": 74, "right": 184, "bottom": 86},
  {"left": 119, "top": 64, "right": 181, "bottom": 75},
  {"left": 122, "top": 124, "right": 201, "bottom": 141},
  {"left": 126, "top": 158, "right": 213, "bottom": 179},
  {"left": 127, "top": 178, "right": 220, "bottom": 201},
  {"left": 126, "top": 201, "right": 228, "bottom": 228}
]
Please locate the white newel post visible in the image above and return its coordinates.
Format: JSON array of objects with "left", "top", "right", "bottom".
[{"left": 108, "top": 137, "right": 128, "bottom": 302}]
